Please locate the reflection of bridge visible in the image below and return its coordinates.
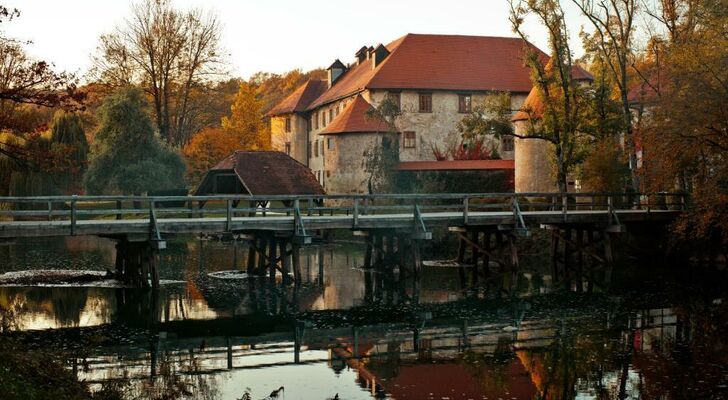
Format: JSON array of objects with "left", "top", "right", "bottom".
[
  {"left": 60, "top": 305, "right": 677, "bottom": 400},
  {"left": 0, "top": 192, "right": 685, "bottom": 287}
]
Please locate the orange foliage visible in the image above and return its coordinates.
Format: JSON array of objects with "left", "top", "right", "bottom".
[{"left": 182, "top": 127, "right": 240, "bottom": 186}]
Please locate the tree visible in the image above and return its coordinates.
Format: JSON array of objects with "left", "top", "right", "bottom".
[
  {"left": 0, "top": 5, "right": 83, "bottom": 161},
  {"left": 84, "top": 87, "right": 185, "bottom": 194},
  {"left": 572, "top": 0, "right": 640, "bottom": 190},
  {"left": 362, "top": 96, "right": 402, "bottom": 193},
  {"left": 640, "top": 0, "right": 728, "bottom": 250},
  {"left": 93, "top": 0, "right": 223, "bottom": 145},
  {"left": 508, "top": 0, "right": 591, "bottom": 192},
  {"left": 48, "top": 112, "right": 89, "bottom": 193},
  {"left": 221, "top": 82, "right": 270, "bottom": 150},
  {"left": 182, "top": 127, "right": 240, "bottom": 186}
]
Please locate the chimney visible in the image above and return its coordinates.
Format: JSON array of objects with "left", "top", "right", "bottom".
[
  {"left": 355, "top": 46, "right": 368, "bottom": 65},
  {"left": 327, "top": 59, "right": 348, "bottom": 88},
  {"left": 371, "top": 44, "right": 390, "bottom": 69}
]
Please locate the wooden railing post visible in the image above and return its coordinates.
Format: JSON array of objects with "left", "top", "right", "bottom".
[
  {"left": 562, "top": 194, "right": 568, "bottom": 222},
  {"left": 116, "top": 200, "right": 122, "bottom": 220},
  {"left": 226, "top": 199, "right": 232, "bottom": 232},
  {"left": 353, "top": 198, "right": 359, "bottom": 228},
  {"left": 463, "top": 196, "right": 469, "bottom": 225},
  {"left": 70, "top": 195, "right": 77, "bottom": 236},
  {"left": 47, "top": 201, "right": 52, "bottom": 221}
]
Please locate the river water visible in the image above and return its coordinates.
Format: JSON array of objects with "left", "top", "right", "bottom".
[{"left": 0, "top": 235, "right": 726, "bottom": 400}]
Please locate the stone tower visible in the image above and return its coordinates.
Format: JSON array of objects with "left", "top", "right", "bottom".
[{"left": 512, "top": 88, "right": 558, "bottom": 193}]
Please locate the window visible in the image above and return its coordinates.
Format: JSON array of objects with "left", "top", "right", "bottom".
[
  {"left": 314, "top": 112, "right": 319, "bottom": 130},
  {"left": 403, "top": 131, "right": 416, "bottom": 148},
  {"left": 314, "top": 140, "right": 319, "bottom": 157},
  {"left": 323, "top": 112, "right": 327, "bottom": 126},
  {"left": 327, "top": 138, "right": 334, "bottom": 150},
  {"left": 308, "top": 142, "right": 312, "bottom": 158},
  {"left": 388, "top": 91, "right": 401, "bottom": 111},
  {"left": 320, "top": 140, "right": 324, "bottom": 156},
  {"left": 329, "top": 109, "right": 334, "bottom": 122},
  {"left": 326, "top": 170, "right": 331, "bottom": 178},
  {"left": 458, "top": 94, "right": 472, "bottom": 113},
  {"left": 502, "top": 136, "right": 514, "bottom": 152},
  {"left": 285, "top": 142, "right": 291, "bottom": 155},
  {"left": 284, "top": 116, "right": 291, "bottom": 132},
  {"left": 418, "top": 93, "right": 432, "bottom": 113}
]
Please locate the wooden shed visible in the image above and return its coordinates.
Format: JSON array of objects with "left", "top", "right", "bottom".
[{"left": 195, "top": 151, "right": 325, "bottom": 197}]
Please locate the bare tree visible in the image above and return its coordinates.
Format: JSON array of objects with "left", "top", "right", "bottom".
[{"left": 92, "top": 0, "right": 223, "bottom": 145}]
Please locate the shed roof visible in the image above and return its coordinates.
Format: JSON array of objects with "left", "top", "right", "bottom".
[
  {"left": 196, "top": 151, "right": 325, "bottom": 196},
  {"left": 319, "top": 95, "right": 390, "bottom": 135}
]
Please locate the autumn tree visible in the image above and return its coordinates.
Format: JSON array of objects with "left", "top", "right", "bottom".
[
  {"left": 93, "top": 0, "right": 223, "bottom": 145},
  {"left": 84, "top": 87, "right": 185, "bottom": 194},
  {"left": 362, "top": 96, "right": 403, "bottom": 193},
  {"left": 640, "top": 0, "right": 728, "bottom": 249},
  {"left": 572, "top": 0, "right": 640, "bottom": 190},
  {"left": 0, "top": 5, "right": 83, "bottom": 160},
  {"left": 508, "top": 0, "right": 592, "bottom": 192},
  {"left": 221, "top": 82, "right": 270, "bottom": 150},
  {"left": 182, "top": 127, "right": 240, "bottom": 186}
]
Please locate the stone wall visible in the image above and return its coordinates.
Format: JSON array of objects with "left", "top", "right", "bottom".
[
  {"left": 272, "top": 90, "right": 531, "bottom": 195},
  {"left": 271, "top": 114, "right": 309, "bottom": 164}
]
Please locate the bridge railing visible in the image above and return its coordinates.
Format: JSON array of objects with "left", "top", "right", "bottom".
[{"left": 0, "top": 192, "right": 687, "bottom": 227}]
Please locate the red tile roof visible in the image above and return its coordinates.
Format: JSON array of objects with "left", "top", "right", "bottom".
[
  {"left": 319, "top": 95, "right": 390, "bottom": 135},
  {"left": 398, "top": 159, "right": 515, "bottom": 171},
  {"left": 197, "top": 151, "right": 325, "bottom": 196},
  {"left": 267, "top": 79, "right": 327, "bottom": 116},
  {"left": 299, "top": 34, "right": 591, "bottom": 111}
]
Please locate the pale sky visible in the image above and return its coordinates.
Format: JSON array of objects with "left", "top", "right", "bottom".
[{"left": 3, "top": 0, "right": 592, "bottom": 81}]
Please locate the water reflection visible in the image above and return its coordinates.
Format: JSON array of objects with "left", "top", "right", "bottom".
[{"left": 0, "top": 236, "right": 727, "bottom": 399}]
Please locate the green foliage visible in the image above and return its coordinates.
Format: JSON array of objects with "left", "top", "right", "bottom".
[
  {"left": 49, "top": 112, "right": 89, "bottom": 193},
  {"left": 84, "top": 87, "right": 186, "bottom": 195},
  {"left": 457, "top": 93, "right": 514, "bottom": 141},
  {"left": 362, "top": 97, "right": 402, "bottom": 193},
  {"left": 362, "top": 133, "right": 401, "bottom": 194}
]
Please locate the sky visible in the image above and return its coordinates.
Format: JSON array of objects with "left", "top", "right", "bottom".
[{"left": 3, "top": 0, "right": 592, "bottom": 81}]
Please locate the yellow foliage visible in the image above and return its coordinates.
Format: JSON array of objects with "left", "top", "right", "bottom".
[
  {"left": 182, "top": 127, "right": 241, "bottom": 186},
  {"left": 221, "top": 82, "right": 270, "bottom": 151}
]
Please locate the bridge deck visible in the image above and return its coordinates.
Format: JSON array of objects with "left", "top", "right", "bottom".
[
  {"left": 0, "top": 192, "right": 685, "bottom": 239},
  {"left": 0, "top": 209, "right": 679, "bottom": 238}
]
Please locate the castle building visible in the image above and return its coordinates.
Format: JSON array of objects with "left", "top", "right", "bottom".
[{"left": 268, "top": 33, "right": 590, "bottom": 194}]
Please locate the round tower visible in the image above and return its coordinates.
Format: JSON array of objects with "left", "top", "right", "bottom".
[{"left": 512, "top": 88, "right": 558, "bottom": 193}]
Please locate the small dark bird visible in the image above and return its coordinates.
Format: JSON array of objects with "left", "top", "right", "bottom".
[
  {"left": 269, "top": 386, "right": 284, "bottom": 398},
  {"left": 332, "top": 394, "right": 339, "bottom": 400}
]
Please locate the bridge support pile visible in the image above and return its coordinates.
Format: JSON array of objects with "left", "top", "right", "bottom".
[
  {"left": 244, "top": 233, "right": 303, "bottom": 284},
  {"left": 114, "top": 239, "right": 160, "bottom": 289},
  {"left": 449, "top": 227, "right": 521, "bottom": 284},
  {"left": 359, "top": 229, "right": 424, "bottom": 276},
  {"left": 544, "top": 224, "right": 616, "bottom": 291}
]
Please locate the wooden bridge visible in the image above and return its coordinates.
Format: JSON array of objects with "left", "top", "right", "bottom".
[{"left": 0, "top": 192, "right": 686, "bottom": 288}]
